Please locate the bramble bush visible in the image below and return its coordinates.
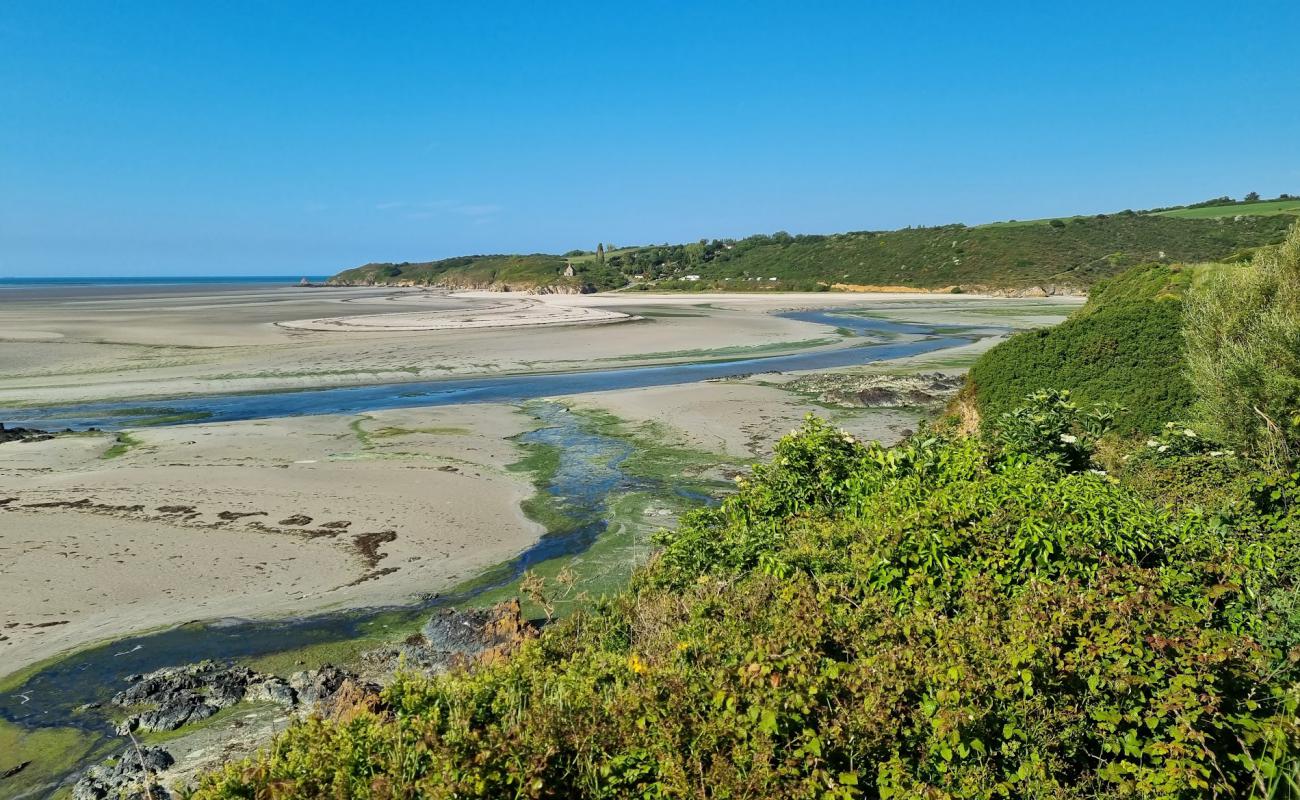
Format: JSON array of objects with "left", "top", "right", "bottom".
[{"left": 190, "top": 399, "right": 1300, "bottom": 800}]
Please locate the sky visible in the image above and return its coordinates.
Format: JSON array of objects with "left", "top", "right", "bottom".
[{"left": 1, "top": 1, "right": 1298, "bottom": 277}]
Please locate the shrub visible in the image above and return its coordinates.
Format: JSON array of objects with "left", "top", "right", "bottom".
[
  {"left": 969, "top": 264, "right": 1195, "bottom": 434},
  {"left": 1185, "top": 222, "right": 1300, "bottom": 463},
  {"left": 191, "top": 400, "right": 1300, "bottom": 800},
  {"left": 992, "top": 388, "right": 1117, "bottom": 470}
]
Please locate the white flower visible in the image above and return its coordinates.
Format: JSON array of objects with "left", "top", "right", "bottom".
[
  {"left": 1088, "top": 469, "right": 1108, "bottom": 477},
  {"left": 1146, "top": 439, "right": 1160, "bottom": 447},
  {"left": 1158, "top": 445, "right": 1169, "bottom": 453},
  {"left": 1059, "top": 434, "right": 1078, "bottom": 444},
  {"left": 1183, "top": 429, "right": 1196, "bottom": 438}
]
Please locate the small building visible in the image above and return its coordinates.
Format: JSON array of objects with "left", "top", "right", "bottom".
[{"left": 562, "top": 264, "right": 576, "bottom": 277}]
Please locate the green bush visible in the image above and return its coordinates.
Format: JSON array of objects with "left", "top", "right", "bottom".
[
  {"left": 1185, "top": 222, "right": 1300, "bottom": 463},
  {"left": 191, "top": 410, "right": 1300, "bottom": 800},
  {"left": 968, "top": 265, "right": 1196, "bottom": 434}
]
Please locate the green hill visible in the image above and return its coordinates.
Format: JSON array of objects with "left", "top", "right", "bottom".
[
  {"left": 607, "top": 213, "right": 1293, "bottom": 291},
  {"left": 965, "top": 262, "right": 1202, "bottom": 433},
  {"left": 329, "top": 254, "right": 625, "bottom": 292},
  {"left": 1153, "top": 196, "right": 1300, "bottom": 219},
  {"left": 329, "top": 202, "right": 1296, "bottom": 292}
]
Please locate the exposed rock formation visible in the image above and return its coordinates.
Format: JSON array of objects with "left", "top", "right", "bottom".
[
  {"left": 785, "top": 371, "right": 965, "bottom": 409},
  {"left": 72, "top": 745, "right": 173, "bottom": 800},
  {"left": 0, "top": 423, "right": 54, "bottom": 444},
  {"left": 111, "top": 661, "right": 363, "bottom": 735},
  {"left": 362, "top": 599, "right": 536, "bottom": 676}
]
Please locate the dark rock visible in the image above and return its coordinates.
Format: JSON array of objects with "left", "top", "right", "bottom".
[
  {"left": 278, "top": 514, "right": 313, "bottom": 526},
  {"left": 0, "top": 423, "right": 53, "bottom": 444},
  {"left": 288, "top": 664, "right": 355, "bottom": 707},
  {"left": 112, "top": 661, "right": 270, "bottom": 734},
  {"left": 367, "top": 600, "right": 537, "bottom": 674},
  {"left": 72, "top": 745, "right": 173, "bottom": 800},
  {"left": 2, "top": 760, "right": 31, "bottom": 779}
]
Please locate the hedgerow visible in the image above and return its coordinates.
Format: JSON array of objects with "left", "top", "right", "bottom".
[{"left": 190, "top": 398, "right": 1300, "bottom": 799}]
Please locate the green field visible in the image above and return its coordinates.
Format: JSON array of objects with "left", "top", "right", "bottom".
[{"left": 1153, "top": 197, "right": 1300, "bottom": 219}]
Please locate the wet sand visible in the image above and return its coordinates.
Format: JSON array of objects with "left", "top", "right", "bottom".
[{"left": 0, "top": 286, "right": 1078, "bottom": 406}]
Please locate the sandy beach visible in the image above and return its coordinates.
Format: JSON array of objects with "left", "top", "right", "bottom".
[{"left": 0, "top": 283, "right": 1077, "bottom": 679}]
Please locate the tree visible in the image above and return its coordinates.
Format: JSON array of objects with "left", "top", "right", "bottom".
[
  {"left": 596, "top": 243, "right": 605, "bottom": 263},
  {"left": 1245, "top": 191, "right": 1261, "bottom": 203}
]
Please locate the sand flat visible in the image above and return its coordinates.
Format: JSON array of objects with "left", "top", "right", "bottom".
[
  {"left": 0, "top": 404, "right": 542, "bottom": 676},
  {"left": 0, "top": 286, "right": 1079, "bottom": 405}
]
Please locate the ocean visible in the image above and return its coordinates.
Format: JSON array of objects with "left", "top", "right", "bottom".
[{"left": 0, "top": 275, "right": 330, "bottom": 287}]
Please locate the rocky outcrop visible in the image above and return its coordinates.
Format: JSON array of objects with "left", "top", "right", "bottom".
[
  {"left": 0, "top": 423, "right": 54, "bottom": 444},
  {"left": 72, "top": 745, "right": 173, "bottom": 800},
  {"left": 83, "top": 605, "right": 529, "bottom": 795},
  {"left": 786, "top": 372, "right": 965, "bottom": 409},
  {"left": 964, "top": 283, "right": 1087, "bottom": 298},
  {"left": 112, "top": 661, "right": 361, "bottom": 735},
  {"left": 362, "top": 600, "right": 537, "bottom": 676}
]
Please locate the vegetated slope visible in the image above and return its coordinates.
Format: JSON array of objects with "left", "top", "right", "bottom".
[
  {"left": 329, "top": 254, "right": 625, "bottom": 292},
  {"left": 328, "top": 211, "right": 1295, "bottom": 294},
  {"left": 606, "top": 214, "right": 1293, "bottom": 291},
  {"left": 193, "top": 400, "right": 1300, "bottom": 799},
  {"left": 965, "top": 261, "right": 1201, "bottom": 434},
  {"left": 1153, "top": 197, "right": 1300, "bottom": 219}
]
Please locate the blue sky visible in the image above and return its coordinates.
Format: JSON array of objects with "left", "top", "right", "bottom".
[{"left": 2, "top": 1, "right": 1298, "bottom": 276}]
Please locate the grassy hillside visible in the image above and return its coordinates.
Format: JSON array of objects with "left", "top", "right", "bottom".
[
  {"left": 1153, "top": 196, "right": 1300, "bottom": 219},
  {"left": 607, "top": 214, "right": 1293, "bottom": 291},
  {"left": 965, "top": 262, "right": 1201, "bottom": 434},
  {"left": 329, "top": 254, "right": 625, "bottom": 292},
  {"left": 327, "top": 202, "right": 1295, "bottom": 293}
]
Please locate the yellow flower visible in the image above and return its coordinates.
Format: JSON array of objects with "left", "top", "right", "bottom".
[{"left": 627, "top": 654, "right": 647, "bottom": 674}]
